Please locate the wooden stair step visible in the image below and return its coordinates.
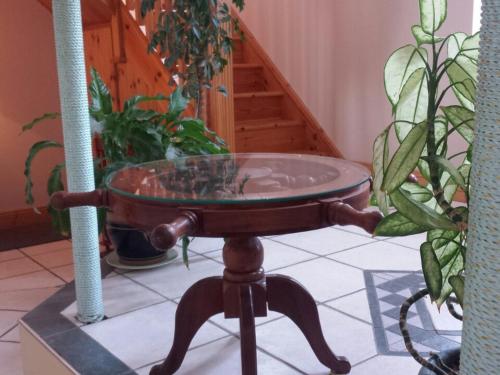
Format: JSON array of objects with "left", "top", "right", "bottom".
[
  {"left": 233, "top": 64, "right": 266, "bottom": 93},
  {"left": 234, "top": 92, "right": 284, "bottom": 121},
  {"left": 236, "top": 118, "right": 303, "bottom": 132},
  {"left": 232, "top": 38, "right": 245, "bottom": 64},
  {"left": 235, "top": 118, "right": 306, "bottom": 153}
]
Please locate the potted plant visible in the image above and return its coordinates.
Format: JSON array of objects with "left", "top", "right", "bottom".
[
  {"left": 22, "top": 68, "right": 227, "bottom": 266},
  {"left": 141, "top": 0, "right": 245, "bottom": 118},
  {"left": 372, "top": 0, "right": 479, "bottom": 373}
]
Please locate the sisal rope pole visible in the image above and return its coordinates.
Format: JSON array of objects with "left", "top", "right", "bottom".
[
  {"left": 51, "top": 0, "right": 104, "bottom": 323},
  {"left": 460, "top": 0, "right": 500, "bottom": 373}
]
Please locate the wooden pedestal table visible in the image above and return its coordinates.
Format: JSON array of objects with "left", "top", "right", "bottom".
[{"left": 51, "top": 153, "right": 382, "bottom": 375}]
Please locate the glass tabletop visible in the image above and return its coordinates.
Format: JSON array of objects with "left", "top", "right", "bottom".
[{"left": 106, "top": 153, "right": 370, "bottom": 205}]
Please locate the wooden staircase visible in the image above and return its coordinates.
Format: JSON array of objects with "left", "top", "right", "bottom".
[
  {"left": 230, "top": 25, "right": 342, "bottom": 156},
  {"left": 37, "top": 0, "right": 342, "bottom": 157}
]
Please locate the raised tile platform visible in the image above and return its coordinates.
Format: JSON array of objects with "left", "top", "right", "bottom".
[{"left": 0, "top": 226, "right": 462, "bottom": 374}]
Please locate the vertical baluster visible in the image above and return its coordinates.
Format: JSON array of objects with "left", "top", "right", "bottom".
[
  {"left": 134, "top": 0, "right": 145, "bottom": 25},
  {"left": 125, "top": 0, "right": 135, "bottom": 11}
]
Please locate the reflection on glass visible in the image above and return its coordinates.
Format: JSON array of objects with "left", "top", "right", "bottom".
[{"left": 106, "top": 153, "right": 370, "bottom": 205}]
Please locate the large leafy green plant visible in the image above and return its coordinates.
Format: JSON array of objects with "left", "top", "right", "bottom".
[
  {"left": 372, "top": 0, "right": 479, "bottom": 308},
  {"left": 141, "top": 0, "right": 245, "bottom": 118},
  {"left": 22, "top": 68, "right": 227, "bottom": 237}
]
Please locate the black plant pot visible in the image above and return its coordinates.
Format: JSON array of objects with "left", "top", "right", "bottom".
[
  {"left": 107, "top": 223, "right": 168, "bottom": 266},
  {"left": 418, "top": 347, "right": 461, "bottom": 375}
]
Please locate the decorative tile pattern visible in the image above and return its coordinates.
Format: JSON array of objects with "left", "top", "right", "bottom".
[{"left": 364, "top": 270, "right": 461, "bottom": 357}]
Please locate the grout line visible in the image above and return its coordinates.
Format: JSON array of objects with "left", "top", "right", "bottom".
[
  {"left": 0, "top": 339, "right": 20, "bottom": 344},
  {"left": 321, "top": 287, "right": 367, "bottom": 304},
  {"left": 254, "top": 345, "right": 308, "bottom": 374},
  {"left": 0, "top": 308, "right": 29, "bottom": 313},
  {"left": 350, "top": 353, "right": 379, "bottom": 368},
  {"left": 319, "top": 303, "right": 373, "bottom": 326},
  {"left": 0, "top": 322, "right": 18, "bottom": 339},
  {"left": 17, "top": 251, "right": 70, "bottom": 285}
]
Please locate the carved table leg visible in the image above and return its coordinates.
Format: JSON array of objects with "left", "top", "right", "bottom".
[
  {"left": 150, "top": 277, "right": 224, "bottom": 375},
  {"left": 267, "top": 275, "right": 352, "bottom": 374},
  {"left": 223, "top": 237, "right": 267, "bottom": 375}
]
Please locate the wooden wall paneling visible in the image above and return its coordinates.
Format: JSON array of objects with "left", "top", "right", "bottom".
[
  {"left": 119, "top": 3, "right": 173, "bottom": 113},
  {"left": 207, "top": 1, "right": 236, "bottom": 151},
  {"left": 83, "top": 25, "right": 120, "bottom": 109}
]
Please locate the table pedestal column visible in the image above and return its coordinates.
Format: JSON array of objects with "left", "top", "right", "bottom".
[{"left": 151, "top": 237, "right": 351, "bottom": 375}]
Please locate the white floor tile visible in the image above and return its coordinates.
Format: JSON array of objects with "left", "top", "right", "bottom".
[
  {"left": 82, "top": 301, "right": 229, "bottom": 369},
  {"left": 0, "top": 250, "right": 24, "bottom": 263},
  {"left": 333, "top": 224, "right": 375, "bottom": 238},
  {"left": 256, "top": 305, "right": 377, "bottom": 373},
  {"left": 1, "top": 325, "right": 19, "bottom": 342},
  {"left": 328, "top": 241, "right": 422, "bottom": 271},
  {"left": 0, "top": 270, "right": 65, "bottom": 292},
  {"left": 350, "top": 354, "right": 422, "bottom": 375},
  {"left": 50, "top": 264, "right": 74, "bottom": 283},
  {"left": 325, "top": 289, "right": 372, "bottom": 324},
  {"left": 272, "top": 227, "right": 374, "bottom": 255},
  {"left": 62, "top": 274, "right": 165, "bottom": 322},
  {"left": 125, "top": 255, "right": 224, "bottom": 299},
  {"left": 187, "top": 237, "right": 225, "bottom": 254},
  {"left": 0, "top": 287, "right": 59, "bottom": 311},
  {"left": 424, "top": 298, "right": 462, "bottom": 332},
  {"left": 19, "top": 240, "right": 71, "bottom": 256},
  {"left": 275, "top": 258, "right": 365, "bottom": 302},
  {"left": 135, "top": 336, "right": 302, "bottom": 375},
  {"left": 209, "top": 310, "right": 284, "bottom": 335},
  {"left": 385, "top": 232, "right": 427, "bottom": 250},
  {"left": 206, "top": 238, "right": 316, "bottom": 272},
  {"left": 0, "top": 342, "right": 23, "bottom": 375},
  {"left": 30, "top": 247, "right": 73, "bottom": 269},
  {"left": 0, "top": 311, "right": 24, "bottom": 336},
  {"left": 0, "top": 258, "right": 43, "bottom": 280}
]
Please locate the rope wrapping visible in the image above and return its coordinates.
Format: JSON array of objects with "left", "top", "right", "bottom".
[
  {"left": 461, "top": 0, "right": 500, "bottom": 373},
  {"left": 51, "top": 0, "right": 104, "bottom": 323}
]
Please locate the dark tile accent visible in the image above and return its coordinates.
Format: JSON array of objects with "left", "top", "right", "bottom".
[
  {"left": 364, "top": 270, "right": 461, "bottom": 357},
  {"left": 21, "top": 260, "right": 135, "bottom": 375},
  {"left": 382, "top": 306, "right": 416, "bottom": 320}
]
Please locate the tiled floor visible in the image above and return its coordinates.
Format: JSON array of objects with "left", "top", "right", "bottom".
[{"left": 0, "top": 226, "right": 462, "bottom": 374}]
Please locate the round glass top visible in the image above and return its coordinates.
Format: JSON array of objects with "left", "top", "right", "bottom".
[{"left": 106, "top": 153, "right": 370, "bottom": 205}]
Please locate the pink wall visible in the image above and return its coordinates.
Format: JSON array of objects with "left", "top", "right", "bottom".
[
  {"left": 239, "top": 0, "right": 474, "bottom": 163},
  {"left": 0, "top": 0, "right": 64, "bottom": 213}
]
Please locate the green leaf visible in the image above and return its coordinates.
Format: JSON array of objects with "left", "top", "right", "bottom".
[
  {"left": 372, "top": 128, "right": 390, "bottom": 215},
  {"left": 420, "top": 241, "right": 443, "bottom": 301},
  {"left": 401, "top": 182, "right": 433, "bottom": 202},
  {"left": 24, "top": 140, "right": 63, "bottom": 206},
  {"left": 182, "top": 236, "right": 190, "bottom": 268},
  {"left": 446, "top": 56, "right": 478, "bottom": 103},
  {"left": 47, "top": 163, "right": 70, "bottom": 237},
  {"left": 89, "top": 68, "right": 113, "bottom": 118},
  {"left": 375, "top": 211, "right": 430, "bottom": 236},
  {"left": 441, "top": 105, "right": 475, "bottom": 143},
  {"left": 435, "top": 237, "right": 464, "bottom": 307},
  {"left": 123, "top": 94, "right": 167, "bottom": 111},
  {"left": 382, "top": 121, "right": 428, "bottom": 193},
  {"left": 419, "top": 0, "right": 447, "bottom": 34},
  {"left": 424, "top": 155, "right": 466, "bottom": 189},
  {"left": 384, "top": 45, "right": 428, "bottom": 108},
  {"left": 461, "top": 32, "right": 480, "bottom": 60},
  {"left": 168, "top": 87, "right": 190, "bottom": 118},
  {"left": 427, "top": 228, "right": 460, "bottom": 249},
  {"left": 448, "top": 33, "right": 468, "bottom": 59},
  {"left": 390, "top": 188, "right": 457, "bottom": 230},
  {"left": 411, "top": 25, "right": 444, "bottom": 46},
  {"left": 449, "top": 275, "right": 464, "bottom": 307},
  {"left": 21, "top": 112, "right": 60, "bottom": 133},
  {"left": 395, "top": 68, "right": 428, "bottom": 140}
]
